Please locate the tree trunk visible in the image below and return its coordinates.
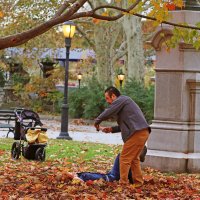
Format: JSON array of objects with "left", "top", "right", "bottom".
[
  {"left": 122, "top": 13, "right": 145, "bottom": 82},
  {"left": 92, "top": 0, "right": 121, "bottom": 84},
  {"left": 94, "top": 24, "right": 112, "bottom": 84},
  {"left": 94, "top": 22, "right": 121, "bottom": 84}
]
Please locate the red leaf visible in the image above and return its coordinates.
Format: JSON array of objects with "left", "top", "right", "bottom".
[
  {"left": 0, "top": 150, "right": 5, "bottom": 156},
  {"left": 136, "top": 188, "right": 142, "bottom": 193},
  {"left": 86, "top": 180, "right": 94, "bottom": 186},
  {"left": 166, "top": 3, "right": 176, "bottom": 10}
]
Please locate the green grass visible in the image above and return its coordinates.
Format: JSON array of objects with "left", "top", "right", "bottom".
[
  {"left": 0, "top": 138, "right": 121, "bottom": 164},
  {"left": 47, "top": 139, "right": 121, "bottom": 161},
  {"left": 163, "top": 171, "right": 178, "bottom": 177},
  {"left": 0, "top": 138, "right": 13, "bottom": 150}
]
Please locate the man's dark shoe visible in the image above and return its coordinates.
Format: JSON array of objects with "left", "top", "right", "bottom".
[{"left": 140, "top": 145, "right": 147, "bottom": 162}]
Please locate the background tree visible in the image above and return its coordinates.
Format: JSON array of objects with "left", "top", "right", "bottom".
[
  {"left": 76, "top": 0, "right": 146, "bottom": 84},
  {"left": 93, "top": 20, "right": 121, "bottom": 84},
  {"left": 1, "top": 0, "right": 197, "bottom": 50},
  {"left": 122, "top": 0, "right": 145, "bottom": 82},
  {"left": 1, "top": 0, "right": 199, "bottom": 85}
]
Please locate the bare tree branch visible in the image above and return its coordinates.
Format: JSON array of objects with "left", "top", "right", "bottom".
[
  {"left": 53, "top": 0, "right": 77, "bottom": 18},
  {"left": 1, "top": 0, "right": 200, "bottom": 50},
  {"left": 0, "top": 0, "right": 88, "bottom": 50},
  {"left": 70, "top": 0, "right": 200, "bottom": 31},
  {"left": 112, "top": 41, "right": 127, "bottom": 64},
  {"left": 133, "top": 13, "right": 200, "bottom": 30},
  {"left": 91, "top": 4, "right": 200, "bottom": 31},
  {"left": 76, "top": 25, "right": 95, "bottom": 48},
  {"left": 91, "top": 0, "right": 142, "bottom": 21},
  {"left": 87, "top": 0, "right": 94, "bottom": 10}
]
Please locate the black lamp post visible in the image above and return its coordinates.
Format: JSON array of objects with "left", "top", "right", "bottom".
[
  {"left": 77, "top": 72, "right": 82, "bottom": 89},
  {"left": 57, "top": 21, "right": 76, "bottom": 140},
  {"left": 118, "top": 73, "right": 125, "bottom": 89}
]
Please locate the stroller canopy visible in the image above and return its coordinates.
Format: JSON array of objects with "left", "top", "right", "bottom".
[{"left": 15, "top": 109, "right": 43, "bottom": 127}]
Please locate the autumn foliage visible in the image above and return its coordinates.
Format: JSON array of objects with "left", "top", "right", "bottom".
[
  {"left": 0, "top": 150, "right": 199, "bottom": 199},
  {"left": 166, "top": 3, "right": 176, "bottom": 11}
]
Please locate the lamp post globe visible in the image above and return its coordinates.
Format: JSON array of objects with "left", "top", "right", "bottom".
[
  {"left": 57, "top": 21, "right": 76, "bottom": 140},
  {"left": 118, "top": 73, "right": 125, "bottom": 89},
  {"left": 77, "top": 72, "right": 82, "bottom": 89}
]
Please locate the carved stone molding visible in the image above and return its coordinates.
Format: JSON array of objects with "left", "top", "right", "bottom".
[
  {"left": 187, "top": 79, "right": 200, "bottom": 122},
  {"left": 151, "top": 29, "right": 173, "bottom": 51}
]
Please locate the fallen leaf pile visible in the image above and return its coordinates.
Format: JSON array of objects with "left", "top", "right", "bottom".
[{"left": 0, "top": 152, "right": 200, "bottom": 199}]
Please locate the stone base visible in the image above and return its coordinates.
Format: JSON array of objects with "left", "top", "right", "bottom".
[
  {"left": 148, "top": 120, "right": 200, "bottom": 153},
  {"left": 57, "top": 136, "right": 73, "bottom": 140},
  {"left": 188, "top": 157, "right": 200, "bottom": 173},
  {"left": 56, "top": 132, "right": 72, "bottom": 140},
  {"left": 142, "top": 150, "right": 200, "bottom": 172}
]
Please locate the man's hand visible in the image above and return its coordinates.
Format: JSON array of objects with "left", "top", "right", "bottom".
[
  {"left": 101, "top": 127, "right": 112, "bottom": 133},
  {"left": 94, "top": 123, "right": 100, "bottom": 131}
]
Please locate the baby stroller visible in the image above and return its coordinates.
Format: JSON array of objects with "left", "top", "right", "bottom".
[{"left": 11, "top": 109, "right": 48, "bottom": 161}]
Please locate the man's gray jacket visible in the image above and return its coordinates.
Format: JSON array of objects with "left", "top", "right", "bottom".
[{"left": 95, "top": 95, "right": 150, "bottom": 143}]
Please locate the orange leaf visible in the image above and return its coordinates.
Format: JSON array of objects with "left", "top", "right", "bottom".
[
  {"left": 144, "top": 175, "right": 154, "bottom": 183},
  {"left": 0, "top": 149, "right": 5, "bottom": 156},
  {"left": 92, "top": 18, "right": 100, "bottom": 24},
  {"left": 166, "top": 3, "right": 176, "bottom": 11},
  {"left": 0, "top": 11, "right": 4, "bottom": 18},
  {"left": 101, "top": 12, "right": 109, "bottom": 17},
  {"left": 166, "top": 177, "right": 175, "bottom": 184}
]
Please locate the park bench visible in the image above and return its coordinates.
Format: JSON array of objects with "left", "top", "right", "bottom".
[{"left": 0, "top": 109, "right": 16, "bottom": 137}]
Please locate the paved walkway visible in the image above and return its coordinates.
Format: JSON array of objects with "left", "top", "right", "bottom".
[{"left": 0, "top": 118, "right": 123, "bottom": 145}]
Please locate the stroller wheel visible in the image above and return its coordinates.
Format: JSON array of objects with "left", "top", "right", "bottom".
[
  {"left": 11, "top": 142, "right": 21, "bottom": 160},
  {"left": 35, "top": 147, "right": 46, "bottom": 161}
]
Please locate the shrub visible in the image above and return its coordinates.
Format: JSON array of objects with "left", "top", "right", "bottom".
[
  {"left": 12, "top": 73, "right": 30, "bottom": 85},
  {"left": 0, "top": 71, "right": 5, "bottom": 87},
  {"left": 46, "top": 90, "right": 63, "bottom": 113},
  {"left": 68, "top": 77, "right": 154, "bottom": 122},
  {"left": 69, "top": 77, "right": 107, "bottom": 119},
  {"left": 82, "top": 78, "right": 107, "bottom": 119},
  {"left": 68, "top": 87, "right": 87, "bottom": 118},
  {"left": 122, "top": 79, "right": 154, "bottom": 123}
]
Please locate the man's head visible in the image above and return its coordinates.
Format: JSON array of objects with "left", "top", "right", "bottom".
[{"left": 104, "top": 86, "right": 121, "bottom": 104}]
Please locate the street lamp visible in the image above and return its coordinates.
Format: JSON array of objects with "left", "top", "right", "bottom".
[
  {"left": 118, "top": 73, "right": 125, "bottom": 89},
  {"left": 57, "top": 21, "right": 76, "bottom": 140},
  {"left": 77, "top": 72, "right": 82, "bottom": 89}
]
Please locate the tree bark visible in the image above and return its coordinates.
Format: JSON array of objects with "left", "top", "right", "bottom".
[
  {"left": 122, "top": 15, "right": 145, "bottom": 82},
  {"left": 92, "top": 0, "right": 121, "bottom": 84}
]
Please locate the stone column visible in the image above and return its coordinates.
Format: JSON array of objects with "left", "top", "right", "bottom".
[{"left": 143, "top": 10, "right": 200, "bottom": 172}]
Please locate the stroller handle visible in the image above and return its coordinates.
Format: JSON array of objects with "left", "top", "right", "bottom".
[{"left": 29, "top": 127, "right": 47, "bottom": 132}]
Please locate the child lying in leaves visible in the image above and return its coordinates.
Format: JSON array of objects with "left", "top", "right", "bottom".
[{"left": 73, "top": 146, "right": 147, "bottom": 183}]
